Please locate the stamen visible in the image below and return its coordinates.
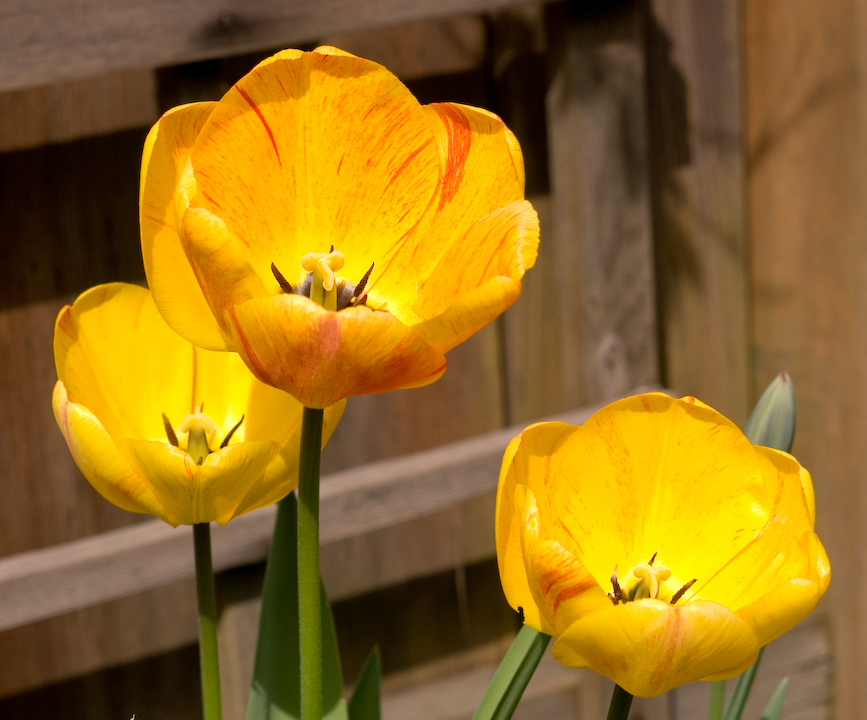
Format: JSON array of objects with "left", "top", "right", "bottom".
[
  {"left": 162, "top": 413, "right": 178, "bottom": 447},
  {"left": 648, "top": 551, "right": 657, "bottom": 566},
  {"left": 670, "top": 578, "right": 697, "bottom": 605},
  {"left": 220, "top": 414, "right": 245, "bottom": 448},
  {"left": 352, "top": 292, "right": 368, "bottom": 307},
  {"left": 608, "top": 566, "right": 627, "bottom": 605},
  {"left": 351, "top": 262, "right": 375, "bottom": 303},
  {"left": 271, "top": 262, "right": 294, "bottom": 294}
]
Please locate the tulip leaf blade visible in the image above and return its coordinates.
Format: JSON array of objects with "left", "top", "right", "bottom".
[
  {"left": 246, "top": 493, "right": 345, "bottom": 720},
  {"left": 744, "top": 372, "right": 796, "bottom": 452},
  {"left": 347, "top": 647, "right": 382, "bottom": 720},
  {"left": 759, "top": 678, "right": 789, "bottom": 720},
  {"left": 472, "top": 624, "right": 551, "bottom": 720}
]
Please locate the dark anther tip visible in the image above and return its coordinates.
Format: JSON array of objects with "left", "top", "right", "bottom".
[
  {"left": 221, "top": 413, "right": 246, "bottom": 448},
  {"left": 271, "top": 263, "right": 294, "bottom": 294},
  {"left": 649, "top": 551, "right": 658, "bottom": 566},
  {"left": 670, "top": 578, "right": 697, "bottom": 605},
  {"left": 162, "top": 413, "right": 179, "bottom": 447}
]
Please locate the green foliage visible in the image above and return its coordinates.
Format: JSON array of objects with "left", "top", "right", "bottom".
[{"left": 347, "top": 648, "right": 382, "bottom": 720}]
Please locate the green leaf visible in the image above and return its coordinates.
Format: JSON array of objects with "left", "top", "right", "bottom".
[
  {"left": 721, "top": 647, "right": 764, "bottom": 720},
  {"left": 759, "top": 678, "right": 788, "bottom": 720},
  {"left": 347, "top": 647, "right": 382, "bottom": 720},
  {"left": 472, "top": 625, "right": 551, "bottom": 720},
  {"left": 744, "top": 372, "right": 796, "bottom": 452},
  {"left": 246, "top": 494, "right": 346, "bottom": 720}
]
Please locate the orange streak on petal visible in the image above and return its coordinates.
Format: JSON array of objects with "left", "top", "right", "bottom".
[
  {"left": 235, "top": 85, "right": 282, "bottom": 168},
  {"left": 436, "top": 104, "right": 473, "bottom": 209}
]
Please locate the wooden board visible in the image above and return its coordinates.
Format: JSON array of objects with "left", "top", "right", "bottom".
[
  {"left": 542, "top": 1, "right": 659, "bottom": 409},
  {"left": 745, "top": 0, "right": 864, "bottom": 717},
  {"left": 0, "top": 69, "right": 158, "bottom": 153},
  {"left": 2, "top": 0, "right": 531, "bottom": 92},
  {"left": 646, "top": 0, "right": 751, "bottom": 425}
]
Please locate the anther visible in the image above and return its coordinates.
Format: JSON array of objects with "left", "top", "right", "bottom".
[
  {"left": 351, "top": 262, "right": 375, "bottom": 304},
  {"left": 648, "top": 551, "right": 657, "bottom": 566},
  {"left": 271, "top": 263, "right": 294, "bottom": 294},
  {"left": 220, "top": 414, "right": 245, "bottom": 448},
  {"left": 608, "top": 566, "right": 626, "bottom": 605},
  {"left": 162, "top": 413, "right": 178, "bottom": 447},
  {"left": 670, "top": 578, "right": 697, "bottom": 605}
]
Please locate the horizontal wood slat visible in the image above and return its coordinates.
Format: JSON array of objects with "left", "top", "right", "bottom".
[
  {"left": 1, "top": 0, "right": 527, "bottom": 93},
  {"left": 0, "top": 397, "right": 642, "bottom": 633}
]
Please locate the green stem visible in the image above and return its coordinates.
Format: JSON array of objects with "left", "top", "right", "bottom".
[
  {"left": 194, "top": 522, "right": 223, "bottom": 720},
  {"left": 606, "top": 685, "right": 634, "bottom": 720},
  {"left": 298, "top": 406, "right": 324, "bottom": 720},
  {"left": 709, "top": 681, "right": 726, "bottom": 720}
]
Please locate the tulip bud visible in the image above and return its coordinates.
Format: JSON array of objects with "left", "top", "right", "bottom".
[{"left": 744, "top": 371, "right": 796, "bottom": 452}]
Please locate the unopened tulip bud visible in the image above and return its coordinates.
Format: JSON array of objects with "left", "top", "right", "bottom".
[{"left": 744, "top": 371, "right": 796, "bottom": 452}]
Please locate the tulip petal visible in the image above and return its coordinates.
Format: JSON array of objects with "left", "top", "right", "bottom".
[
  {"left": 756, "top": 445, "right": 816, "bottom": 531},
  {"left": 226, "top": 295, "right": 447, "bottom": 408},
  {"left": 189, "top": 347, "right": 256, "bottom": 443},
  {"left": 140, "top": 102, "right": 232, "bottom": 351},
  {"left": 496, "top": 422, "right": 583, "bottom": 630},
  {"left": 234, "top": 398, "right": 346, "bottom": 516},
  {"left": 181, "top": 207, "right": 270, "bottom": 325},
  {"left": 371, "top": 104, "right": 530, "bottom": 316},
  {"left": 737, "top": 577, "right": 820, "bottom": 647},
  {"left": 518, "top": 486, "right": 610, "bottom": 636},
  {"left": 543, "top": 394, "right": 770, "bottom": 592},
  {"left": 552, "top": 599, "right": 759, "bottom": 697},
  {"left": 124, "top": 438, "right": 278, "bottom": 525},
  {"left": 54, "top": 283, "right": 193, "bottom": 442},
  {"left": 53, "top": 382, "right": 168, "bottom": 522},
  {"left": 188, "top": 48, "right": 442, "bottom": 291}
]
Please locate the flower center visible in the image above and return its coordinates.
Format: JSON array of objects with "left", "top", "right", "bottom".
[
  {"left": 270, "top": 247, "right": 374, "bottom": 311},
  {"left": 162, "top": 404, "right": 245, "bottom": 465},
  {"left": 608, "top": 552, "right": 697, "bottom": 606}
]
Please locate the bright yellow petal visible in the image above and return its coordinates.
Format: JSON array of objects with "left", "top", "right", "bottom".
[
  {"left": 552, "top": 599, "right": 760, "bottom": 697},
  {"left": 140, "top": 102, "right": 232, "bottom": 351},
  {"left": 756, "top": 445, "right": 816, "bottom": 531},
  {"left": 518, "top": 486, "right": 610, "bottom": 636},
  {"left": 737, "top": 577, "right": 821, "bottom": 647},
  {"left": 226, "top": 295, "right": 447, "bottom": 408},
  {"left": 180, "top": 207, "right": 270, "bottom": 326},
  {"left": 54, "top": 283, "right": 193, "bottom": 442},
  {"left": 123, "top": 437, "right": 277, "bottom": 525},
  {"left": 189, "top": 347, "right": 256, "bottom": 443},
  {"left": 542, "top": 394, "right": 771, "bottom": 592},
  {"left": 234, "top": 399, "right": 346, "bottom": 516},
  {"left": 53, "top": 382, "right": 168, "bottom": 522},
  {"left": 188, "top": 49, "right": 441, "bottom": 290},
  {"left": 496, "top": 422, "right": 583, "bottom": 631},
  {"left": 372, "top": 104, "right": 532, "bottom": 322}
]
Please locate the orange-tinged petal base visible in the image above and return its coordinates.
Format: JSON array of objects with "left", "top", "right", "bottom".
[
  {"left": 552, "top": 599, "right": 760, "bottom": 697},
  {"left": 227, "top": 295, "right": 447, "bottom": 408}
]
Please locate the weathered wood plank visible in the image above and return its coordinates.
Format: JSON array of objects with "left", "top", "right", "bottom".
[
  {"left": 0, "top": 69, "right": 158, "bottom": 153},
  {"left": 646, "top": 0, "right": 751, "bottom": 425},
  {"left": 544, "top": 1, "right": 659, "bottom": 409},
  {"left": 745, "top": 0, "right": 863, "bottom": 717},
  {"left": 1, "top": 0, "right": 528, "bottom": 93},
  {"left": 0, "top": 401, "right": 612, "bottom": 634}
]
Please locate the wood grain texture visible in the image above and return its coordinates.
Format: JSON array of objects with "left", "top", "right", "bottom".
[
  {"left": 544, "top": 1, "right": 659, "bottom": 408},
  {"left": 1, "top": 0, "right": 529, "bottom": 93},
  {"left": 0, "top": 402, "right": 609, "bottom": 634},
  {"left": 646, "top": 0, "right": 751, "bottom": 425},
  {"left": 745, "top": 0, "right": 863, "bottom": 716},
  {"left": 0, "top": 69, "right": 158, "bottom": 153}
]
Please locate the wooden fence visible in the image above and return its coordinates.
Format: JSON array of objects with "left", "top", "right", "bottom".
[{"left": 0, "top": 0, "right": 851, "bottom": 718}]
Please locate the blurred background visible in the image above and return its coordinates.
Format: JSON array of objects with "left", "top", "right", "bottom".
[{"left": 0, "top": 0, "right": 854, "bottom": 718}]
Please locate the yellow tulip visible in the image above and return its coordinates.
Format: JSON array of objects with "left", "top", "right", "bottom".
[
  {"left": 140, "top": 46, "right": 539, "bottom": 408},
  {"left": 495, "top": 393, "right": 829, "bottom": 697},
  {"left": 52, "top": 283, "right": 344, "bottom": 526}
]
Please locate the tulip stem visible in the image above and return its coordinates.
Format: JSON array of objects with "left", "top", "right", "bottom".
[
  {"left": 298, "top": 406, "right": 324, "bottom": 720},
  {"left": 193, "top": 522, "right": 223, "bottom": 720},
  {"left": 606, "top": 684, "right": 634, "bottom": 720}
]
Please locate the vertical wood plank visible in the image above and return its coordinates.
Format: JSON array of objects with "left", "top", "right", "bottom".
[
  {"left": 745, "top": 0, "right": 863, "bottom": 717},
  {"left": 543, "top": 0, "right": 658, "bottom": 410},
  {"left": 645, "top": 0, "right": 751, "bottom": 424}
]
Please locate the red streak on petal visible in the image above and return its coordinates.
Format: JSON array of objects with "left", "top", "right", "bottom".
[
  {"left": 384, "top": 141, "right": 430, "bottom": 194},
  {"left": 143, "top": 214, "right": 173, "bottom": 229},
  {"left": 552, "top": 576, "right": 598, "bottom": 615},
  {"left": 228, "top": 306, "right": 275, "bottom": 388},
  {"left": 236, "top": 85, "right": 282, "bottom": 169},
  {"left": 201, "top": 191, "right": 223, "bottom": 211},
  {"left": 435, "top": 104, "right": 472, "bottom": 209}
]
